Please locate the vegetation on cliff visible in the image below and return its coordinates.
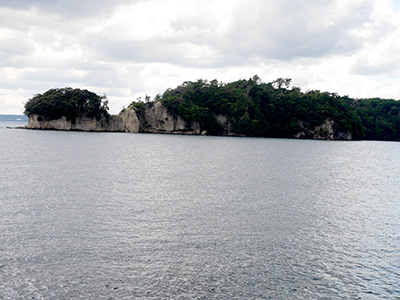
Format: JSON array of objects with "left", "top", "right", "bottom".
[
  {"left": 142, "top": 76, "right": 398, "bottom": 140},
  {"left": 24, "top": 88, "right": 109, "bottom": 122},
  {"left": 24, "top": 77, "right": 400, "bottom": 140}
]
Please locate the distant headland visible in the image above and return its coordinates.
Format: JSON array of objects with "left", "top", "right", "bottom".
[{"left": 23, "top": 76, "right": 400, "bottom": 141}]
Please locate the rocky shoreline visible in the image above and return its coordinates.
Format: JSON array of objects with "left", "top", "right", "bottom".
[
  {"left": 24, "top": 101, "right": 352, "bottom": 140},
  {"left": 24, "top": 102, "right": 201, "bottom": 135}
]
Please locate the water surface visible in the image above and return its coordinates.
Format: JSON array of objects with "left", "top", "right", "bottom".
[{"left": 1, "top": 127, "right": 399, "bottom": 299}]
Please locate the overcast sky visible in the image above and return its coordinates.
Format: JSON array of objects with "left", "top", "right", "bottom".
[{"left": 1, "top": 0, "right": 400, "bottom": 114}]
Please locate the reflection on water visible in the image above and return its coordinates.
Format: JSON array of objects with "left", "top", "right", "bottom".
[{"left": 0, "top": 128, "right": 399, "bottom": 299}]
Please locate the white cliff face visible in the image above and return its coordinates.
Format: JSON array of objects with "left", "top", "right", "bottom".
[
  {"left": 27, "top": 114, "right": 95, "bottom": 131},
  {"left": 25, "top": 115, "right": 100, "bottom": 131},
  {"left": 26, "top": 110, "right": 139, "bottom": 132},
  {"left": 313, "top": 119, "right": 335, "bottom": 140},
  {"left": 294, "top": 119, "right": 352, "bottom": 140},
  {"left": 71, "top": 116, "right": 108, "bottom": 131},
  {"left": 142, "top": 102, "right": 200, "bottom": 134},
  {"left": 25, "top": 103, "right": 199, "bottom": 134},
  {"left": 215, "top": 114, "right": 235, "bottom": 136},
  {"left": 25, "top": 104, "right": 352, "bottom": 139},
  {"left": 116, "top": 109, "right": 140, "bottom": 133}
]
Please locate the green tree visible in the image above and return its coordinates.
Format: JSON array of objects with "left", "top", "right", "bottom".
[{"left": 24, "top": 88, "right": 109, "bottom": 122}]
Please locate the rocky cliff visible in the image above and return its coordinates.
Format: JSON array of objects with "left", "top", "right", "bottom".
[
  {"left": 25, "top": 102, "right": 200, "bottom": 134},
  {"left": 26, "top": 114, "right": 111, "bottom": 131},
  {"left": 213, "top": 116, "right": 352, "bottom": 140},
  {"left": 26, "top": 110, "right": 138, "bottom": 132},
  {"left": 138, "top": 102, "right": 200, "bottom": 134},
  {"left": 25, "top": 102, "right": 351, "bottom": 139},
  {"left": 294, "top": 119, "right": 352, "bottom": 140}
]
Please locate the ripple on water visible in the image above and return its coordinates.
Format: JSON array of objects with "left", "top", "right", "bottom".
[{"left": 0, "top": 131, "right": 399, "bottom": 299}]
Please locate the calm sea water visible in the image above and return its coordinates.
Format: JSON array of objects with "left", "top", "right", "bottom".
[
  {"left": 1, "top": 122, "right": 399, "bottom": 299},
  {"left": 0, "top": 115, "right": 28, "bottom": 129}
]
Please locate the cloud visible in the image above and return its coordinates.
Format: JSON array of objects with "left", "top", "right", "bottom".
[
  {"left": 222, "top": 0, "right": 371, "bottom": 60},
  {"left": 0, "top": 26, "right": 36, "bottom": 62},
  {"left": 0, "top": 0, "right": 139, "bottom": 18},
  {"left": 86, "top": 0, "right": 372, "bottom": 67},
  {"left": 350, "top": 0, "right": 400, "bottom": 76},
  {"left": 1, "top": 0, "right": 400, "bottom": 115}
]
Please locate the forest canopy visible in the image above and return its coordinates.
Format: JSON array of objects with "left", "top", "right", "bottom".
[
  {"left": 24, "top": 88, "right": 109, "bottom": 122},
  {"left": 24, "top": 77, "right": 400, "bottom": 141},
  {"left": 150, "top": 76, "right": 400, "bottom": 140}
]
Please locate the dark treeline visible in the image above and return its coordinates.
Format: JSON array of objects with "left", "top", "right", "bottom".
[
  {"left": 24, "top": 77, "right": 400, "bottom": 140},
  {"left": 145, "top": 76, "right": 400, "bottom": 140},
  {"left": 24, "top": 88, "right": 109, "bottom": 122}
]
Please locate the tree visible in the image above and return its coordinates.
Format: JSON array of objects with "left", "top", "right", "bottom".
[
  {"left": 271, "top": 78, "right": 292, "bottom": 90},
  {"left": 24, "top": 88, "right": 110, "bottom": 122}
]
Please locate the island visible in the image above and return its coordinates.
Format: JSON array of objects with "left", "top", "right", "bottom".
[{"left": 24, "top": 77, "right": 400, "bottom": 141}]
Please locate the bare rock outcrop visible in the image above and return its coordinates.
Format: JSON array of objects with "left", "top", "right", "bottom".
[
  {"left": 115, "top": 109, "right": 140, "bottom": 132},
  {"left": 294, "top": 119, "right": 352, "bottom": 140},
  {"left": 24, "top": 103, "right": 352, "bottom": 139},
  {"left": 25, "top": 102, "right": 199, "bottom": 134},
  {"left": 26, "top": 114, "right": 110, "bottom": 131},
  {"left": 215, "top": 114, "right": 235, "bottom": 136},
  {"left": 139, "top": 102, "right": 200, "bottom": 134},
  {"left": 25, "top": 110, "right": 140, "bottom": 132}
]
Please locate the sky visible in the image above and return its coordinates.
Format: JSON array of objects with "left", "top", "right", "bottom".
[{"left": 1, "top": 0, "right": 400, "bottom": 114}]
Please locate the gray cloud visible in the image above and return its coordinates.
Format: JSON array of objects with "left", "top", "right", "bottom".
[
  {"left": 5, "top": 0, "right": 371, "bottom": 66},
  {"left": 351, "top": 60, "right": 397, "bottom": 75},
  {"left": 99, "top": 0, "right": 372, "bottom": 67},
  {"left": 89, "top": 35, "right": 225, "bottom": 68},
  {"left": 0, "top": 0, "right": 139, "bottom": 18},
  {"left": 1, "top": 0, "right": 400, "bottom": 114},
  {"left": 0, "top": 35, "right": 35, "bottom": 57},
  {"left": 216, "top": 0, "right": 371, "bottom": 61}
]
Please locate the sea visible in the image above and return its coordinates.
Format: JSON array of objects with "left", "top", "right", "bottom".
[
  {"left": 0, "top": 115, "right": 399, "bottom": 299},
  {"left": 0, "top": 114, "right": 28, "bottom": 128}
]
